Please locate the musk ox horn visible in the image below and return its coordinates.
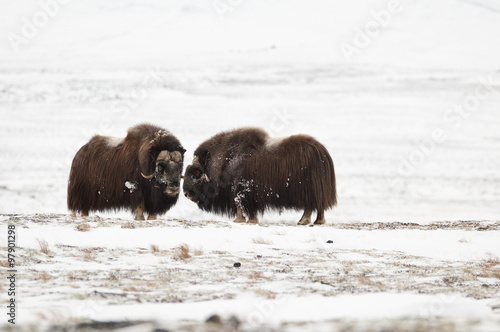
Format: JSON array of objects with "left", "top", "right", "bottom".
[
  {"left": 141, "top": 172, "right": 155, "bottom": 179},
  {"left": 157, "top": 150, "right": 170, "bottom": 162},
  {"left": 205, "top": 174, "right": 211, "bottom": 182},
  {"left": 192, "top": 156, "right": 201, "bottom": 167},
  {"left": 169, "top": 151, "right": 182, "bottom": 163}
]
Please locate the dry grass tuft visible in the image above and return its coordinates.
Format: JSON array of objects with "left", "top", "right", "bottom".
[
  {"left": 76, "top": 223, "right": 91, "bottom": 232},
  {"left": 173, "top": 244, "right": 191, "bottom": 261},
  {"left": 254, "top": 289, "right": 278, "bottom": 299},
  {"left": 151, "top": 244, "right": 160, "bottom": 253},
  {"left": 479, "top": 254, "right": 500, "bottom": 279},
  {"left": 109, "top": 270, "right": 120, "bottom": 281},
  {"left": 252, "top": 237, "right": 273, "bottom": 245},
  {"left": 121, "top": 222, "right": 136, "bottom": 229},
  {"left": 67, "top": 272, "right": 76, "bottom": 281},
  {"left": 81, "top": 248, "right": 96, "bottom": 262},
  {"left": 38, "top": 239, "right": 50, "bottom": 255},
  {"left": 41, "top": 271, "right": 51, "bottom": 283},
  {"left": 248, "top": 271, "right": 265, "bottom": 280},
  {"left": 482, "top": 253, "right": 500, "bottom": 267},
  {"left": 0, "top": 260, "right": 9, "bottom": 268}
]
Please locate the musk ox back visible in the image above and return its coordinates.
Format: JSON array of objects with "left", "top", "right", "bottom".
[
  {"left": 183, "top": 128, "right": 337, "bottom": 225},
  {"left": 68, "top": 123, "right": 185, "bottom": 220}
]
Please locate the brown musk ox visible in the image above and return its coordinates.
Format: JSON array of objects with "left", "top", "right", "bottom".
[
  {"left": 183, "top": 127, "right": 337, "bottom": 225},
  {"left": 68, "top": 123, "right": 186, "bottom": 220}
]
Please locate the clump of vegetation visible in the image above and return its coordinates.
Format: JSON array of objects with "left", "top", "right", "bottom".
[
  {"left": 173, "top": 244, "right": 191, "bottom": 261},
  {"left": 252, "top": 237, "right": 273, "bottom": 245},
  {"left": 76, "top": 223, "right": 91, "bottom": 232},
  {"left": 38, "top": 239, "right": 50, "bottom": 255}
]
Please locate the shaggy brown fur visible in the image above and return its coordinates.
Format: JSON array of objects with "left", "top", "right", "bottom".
[
  {"left": 183, "top": 128, "right": 337, "bottom": 225},
  {"left": 68, "top": 123, "right": 185, "bottom": 220},
  {"left": 183, "top": 128, "right": 268, "bottom": 216}
]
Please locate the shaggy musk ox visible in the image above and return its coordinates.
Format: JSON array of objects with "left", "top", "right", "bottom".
[
  {"left": 183, "top": 128, "right": 337, "bottom": 225},
  {"left": 68, "top": 123, "right": 185, "bottom": 220}
]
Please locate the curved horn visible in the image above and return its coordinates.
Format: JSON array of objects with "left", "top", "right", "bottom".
[
  {"left": 141, "top": 172, "right": 155, "bottom": 179},
  {"left": 205, "top": 174, "right": 211, "bottom": 182},
  {"left": 192, "top": 156, "right": 201, "bottom": 166}
]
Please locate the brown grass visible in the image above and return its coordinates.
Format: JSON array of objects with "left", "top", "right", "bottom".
[
  {"left": 248, "top": 271, "right": 265, "bottom": 280},
  {"left": 81, "top": 248, "right": 96, "bottom": 262},
  {"left": 173, "top": 244, "right": 191, "bottom": 261},
  {"left": 67, "top": 272, "right": 76, "bottom": 281},
  {"left": 478, "top": 255, "right": 500, "bottom": 279},
  {"left": 41, "top": 271, "right": 51, "bottom": 283},
  {"left": 109, "top": 270, "right": 120, "bottom": 281},
  {"left": 38, "top": 239, "right": 50, "bottom": 255},
  {"left": 0, "top": 260, "right": 9, "bottom": 267},
  {"left": 76, "top": 223, "right": 91, "bottom": 232},
  {"left": 121, "top": 222, "right": 136, "bottom": 229},
  {"left": 482, "top": 253, "right": 500, "bottom": 267},
  {"left": 252, "top": 237, "right": 273, "bottom": 245},
  {"left": 151, "top": 244, "right": 160, "bottom": 253}
]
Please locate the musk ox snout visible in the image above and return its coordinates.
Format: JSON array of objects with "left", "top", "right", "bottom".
[
  {"left": 145, "top": 150, "right": 184, "bottom": 198},
  {"left": 182, "top": 164, "right": 212, "bottom": 203},
  {"left": 154, "top": 160, "right": 183, "bottom": 197}
]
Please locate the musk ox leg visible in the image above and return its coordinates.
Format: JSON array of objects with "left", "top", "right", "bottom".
[
  {"left": 314, "top": 209, "right": 326, "bottom": 225},
  {"left": 134, "top": 205, "right": 146, "bottom": 221},
  {"left": 81, "top": 211, "right": 89, "bottom": 217},
  {"left": 247, "top": 211, "right": 259, "bottom": 224},
  {"left": 298, "top": 209, "right": 312, "bottom": 225},
  {"left": 233, "top": 207, "right": 246, "bottom": 223},
  {"left": 147, "top": 214, "right": 157, "bottom": 221}
]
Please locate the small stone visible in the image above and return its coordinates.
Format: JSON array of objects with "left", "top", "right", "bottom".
[
  {"left": 326, "top": 240, "right": 333, "bottom": 244},
  {"left": 206, "top": 314, "right": 222, "bottom": 324},
  {"left": 233, "top": 262, "right": 241, "bottom": 268}
]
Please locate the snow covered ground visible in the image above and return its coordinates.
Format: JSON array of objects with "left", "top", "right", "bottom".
[{"left": 1, "top": 0, "right": 500, "bottom": 331}]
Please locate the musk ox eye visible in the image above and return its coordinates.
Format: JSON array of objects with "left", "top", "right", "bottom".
[
  {"left": 192, "top": 168, "right": 202, "bottom": 179},
  {"left": 157, "top": 164, "right": 164, "bottom": 172}
]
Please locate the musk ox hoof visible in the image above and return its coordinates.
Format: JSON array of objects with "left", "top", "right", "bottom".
[
  {"left": 248, "top": 218, "right": 259, "bottom": 224},
  {"left": 314, "top": 219, "right": 326, "bottom": 225},
  {"left": 233, "top": 217, "right": 246, "bottom": 223},
  {"left": 298, "top": 218, "right": 311, "bottom": 225},
  {"left": 134, "top": 215, "right": 145, "bottom": 221},
  {"left": 147, "top": 214, "right": 157, "bottom": 221}
]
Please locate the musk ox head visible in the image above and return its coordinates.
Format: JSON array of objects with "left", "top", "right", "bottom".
[
  {"left": 182, "top": 155, "right": 216, "bottom": 205},
  {"left": 142, "top": 150, "right": 184, "bottom": 197}
]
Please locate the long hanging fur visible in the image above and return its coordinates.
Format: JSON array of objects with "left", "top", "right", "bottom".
[
  {"left": 237, "top": 135, "right": 337, "bottom": 216},
  {"left": 67, "top": 123, "right": 185, "bottom": 217},
  {"left": 183, "top": 128, "right": 337, "bottom": 220}
]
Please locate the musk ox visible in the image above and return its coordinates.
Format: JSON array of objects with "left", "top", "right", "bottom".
[
  {"left": 68, "top": 123, "right": 185, "bottom": 220},
  {"left": 183, "top": 127, "right": 337, "bottom": 225}
]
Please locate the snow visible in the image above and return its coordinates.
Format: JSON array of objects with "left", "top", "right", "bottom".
[
  {"left": 106, "top": 136, "right": 123, "bottom": 148},
  {"left": 124, "top": 181, "right": 137, "bottom": 193},
  {"left": 1, "top": 0, "right": 500, "bottom": 330}
]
